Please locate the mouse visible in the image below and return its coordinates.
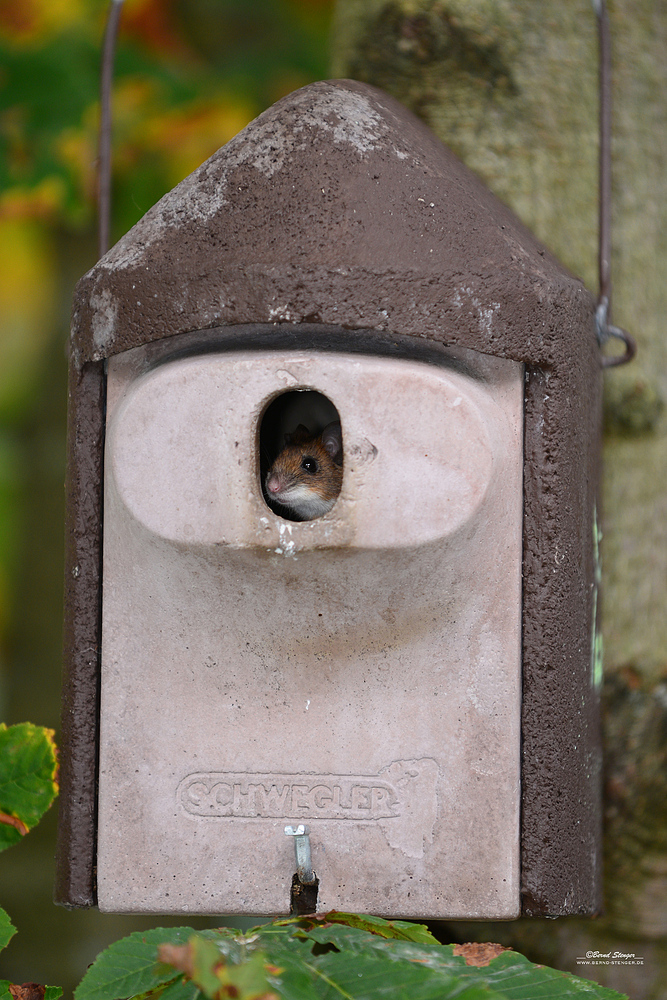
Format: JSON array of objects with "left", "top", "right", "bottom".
[{"left": 264, "top": 421, "right": 343, "bottom": 520}]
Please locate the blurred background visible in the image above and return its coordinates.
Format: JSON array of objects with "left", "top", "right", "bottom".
[{"left": 0, "top": 0, "right": 333, "bottom": 992}]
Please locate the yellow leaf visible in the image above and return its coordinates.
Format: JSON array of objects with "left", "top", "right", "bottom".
[
  {"left": 0, "top": 0, "right": 89, "bottom": 47},
  {"left": 55, "top": 126, "right": 98, "bottom": 206},
  {"left": 0, "top": 217, "right": 58, "bottom": 416},
  {"left": 0, "top": 177, "right": 67, "bottom": 222},
  {"left": 141, "top": 98, "right": 256, "bottom": 186}
]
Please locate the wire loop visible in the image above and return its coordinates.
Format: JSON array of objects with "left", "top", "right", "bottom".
[
  {"left": 595, "top": 298, "right": 637, "bottom": 367},
  {"left": 594, "top": 0, "right": 636, "bottom": 367}
]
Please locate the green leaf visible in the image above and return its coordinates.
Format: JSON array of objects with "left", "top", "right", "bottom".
[
  {"left": 159, "top": 934, "right": 278, "bottom": 1000},
  {"left": 0, "top": 986, "right": 62, "bottom": 1000},
  {"left": 248, "top": 926, "right": 504, "bottom": 1000},
  {"left": 304, "top": 949, "right": 510, "bottom": 1000},
  {"left": 276, "top": 912, "right": 438, "bottom": 944},
  {"left": 74, "top": 927, "right": 198, "bottom": 1000},
  {"left": 0, "top": 908, "right": 17, "bottom": 951},
  {"left": 0, "top": 723, "right": 58, "bottom": 851},
  {"left": 254, "top": 921, "right": 627, "bottom": 1000},
  {"left": 75, "top": 919, "right": 628, "bottom": 1000},
  {"left": 257, "top": 948, "right": 320, "bottom": 1000},
  {"left": 187, "top": 937, "right": 223, "bottom": 998},
  {"left": 156, "top": 977, "right": 201, "bottom": 1000},
  {"left": 213, "top": 948, "right": 273, "bottom": 1000}
]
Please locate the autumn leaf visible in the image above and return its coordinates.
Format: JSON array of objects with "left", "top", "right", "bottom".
[{"left": 0, "top": 723, "right": 58, "bottom": 851}]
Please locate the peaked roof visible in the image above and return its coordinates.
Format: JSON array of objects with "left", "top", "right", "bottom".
[{"left": 71, "top": 79, "right": 593, "bottom": 367}]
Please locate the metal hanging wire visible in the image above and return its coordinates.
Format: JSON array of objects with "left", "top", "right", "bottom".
[
  {"left": 98, "top": 0, "right": 124, "bottom": 260},
  {"left": 593, "top": 0, "right": 636, "bottom": 367}
]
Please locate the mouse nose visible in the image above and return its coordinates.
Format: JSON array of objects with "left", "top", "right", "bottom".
[{"left": 266, "top": 475, "right": 281, "bottom": 494}]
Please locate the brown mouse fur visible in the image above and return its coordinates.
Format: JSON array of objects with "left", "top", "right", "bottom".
[{"left": 265, "top": 421, "right": 343, "bottom": 519}]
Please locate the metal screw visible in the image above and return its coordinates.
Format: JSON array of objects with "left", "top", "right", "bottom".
[{"left": 284, "top": 824, "right": 315, "bottom": 884}]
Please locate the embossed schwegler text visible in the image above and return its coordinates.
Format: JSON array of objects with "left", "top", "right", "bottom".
[
  {"left": 177, "top": 758, "right": 440, "bottom": 858},
  {"left": 180, "top": 773, "right": 397, "bottom": 821}
]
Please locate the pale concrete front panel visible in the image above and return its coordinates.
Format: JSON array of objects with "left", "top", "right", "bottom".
[{"left": 98, "top": 346, "right": 523, "bottom": 917}]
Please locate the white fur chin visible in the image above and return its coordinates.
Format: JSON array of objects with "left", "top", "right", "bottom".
[{"left": 277, "top": 486, "right": 336, "bottom": 518}]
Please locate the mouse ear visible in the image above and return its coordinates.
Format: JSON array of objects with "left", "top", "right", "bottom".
[
  {"left": 284, "top": 424, "right": 311, "bottom": 445},
  {"left": 321, "top": 421, "right": 343, "bottom": 464}
]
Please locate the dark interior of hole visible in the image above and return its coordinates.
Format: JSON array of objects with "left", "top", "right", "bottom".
[
  {"left": 290, "top": 872, "right": 319, "bottom": 916},
  {"left": 260, "top": 389, "right": 340, "bottom": 520}
]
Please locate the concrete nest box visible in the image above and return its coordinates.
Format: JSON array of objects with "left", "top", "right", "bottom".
[{"left": 58, "top": 80, "right": 602, "bottom": 919}]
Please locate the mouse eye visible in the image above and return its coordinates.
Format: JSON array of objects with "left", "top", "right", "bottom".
[{"left": 301, "top": 456, "right": 318, "bottom": 474}]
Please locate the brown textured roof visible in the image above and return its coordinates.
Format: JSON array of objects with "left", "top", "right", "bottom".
[{"left": 71, "top": 79, "right": 591, "bottom": 369}]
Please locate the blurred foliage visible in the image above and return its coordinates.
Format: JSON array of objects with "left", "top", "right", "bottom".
[
  {"left": 0, "top": 0, "right": 334, "bottom": 691},
  {"left": 0, "top": 0, "right": 333, "bottom": 233},
  {"left": 0, "top": 1, "right": 332, "bottom": 990}
]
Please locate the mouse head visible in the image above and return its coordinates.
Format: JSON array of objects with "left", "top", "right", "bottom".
[
  {"left": 285, "top": 422, "right": 342, "bottom": 465},
  {"left": 265, "top": 421, "right": 343, "bottom": 519}
]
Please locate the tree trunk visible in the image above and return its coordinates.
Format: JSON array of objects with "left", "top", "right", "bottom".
[{"left": 331, "top": 2, "right": 667, "bottom": 995}]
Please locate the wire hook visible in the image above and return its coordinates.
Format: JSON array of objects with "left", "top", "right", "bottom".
[
  {"left": 596, "top": 298, "right": 637, "bottom": 367},
  {"left": 593, "top": 0, "right": 636, "bottom": 367}
]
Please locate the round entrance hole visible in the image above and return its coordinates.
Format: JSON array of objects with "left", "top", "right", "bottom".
[{"left": 260, "top": 389, "right": 343, "bottom": 522}]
